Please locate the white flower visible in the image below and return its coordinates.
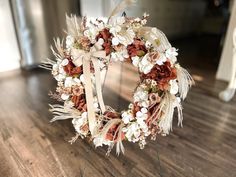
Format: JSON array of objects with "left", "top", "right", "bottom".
[
  {"left": 145, "top": 41, "right": 152, "bottom": 48},
  {"left": 93, "top": 136, "right": 112, "bottom": 147},
  {"left": 110, "top": 49, "right": 129, "bottom": 62},
  {"left": 115, "top": 28, "right": 135, "bottom": 46},
  {"left": 141, "top": 19, "right": 147, "bottom": 25},
  {"left": 71, "top": 48, "right": 83, "bottom": 67},
  {"left": 165, "top": 47, "right": 178, "bottom": 63},
  {"left": 123, "top": 107, "right": 150, "bottom": 142},
  {"left": 72, "top": 112, "right": 88, "bottom": 136},
  {"left": 79, "top": 74, "right": 85, "bottom": 83},
  {"left": 136, "top": 108, "right": 148, "bottom": 119},
  {"left": 169, "top": 79, "right": 179, "bottom": 95},
  {"left": 122, "top": 111, "right": 134, "bottom": 124},
  {"left": 110, "top": 25, "right": 122, "bottom": 34},
  {"left": 131, "top": 56, "right": 140, "bottom": 67},
  {"left": 52, "top": 61, "right": 67, "bottom": 81},
  {"left": 66, "top": 35, "right": 74, "bottom": 49},
  {"left": 109, "top": 17, "right": 135, "bottom": 47},
  {"left": 133, "top": 86, "right": 150, "bottom": 108},
  {"left": 156, "top": 53, "right": 167, "bottom": 65},
  {"left": 138, "top": 54, "right": 154, "bottom": 74},
  {"left": 61, "top": 93, "right": 70, "bottom": 100},
  {"left": 61, "top": 59, "right": 69, "bottom": 66},
  {"left": 112, "top": 37, "right": 120, "bottom": 46},
  {"left": 97, "top": 38, "right": 104, "bottom": 45},
  {"left": 55, "top": 74, "right": 66, "bottom": 82},
  {"left": 94, "top": 38, "right": 104, "bottom": 50},
  {"left": 141, "top": 101, "right": 149, "bottom": 108},
  {"left": 84, "top": 27, "right": 98, "bottom": 44},
  {"left": 134, "top": 18, "right": 141, "bottom": 22},
  {"left": 79, "top": 74, "right": 95, "bottom": 85},
  {"left": 143, "top": 12, "right": 149, "bottom": 18},
  {"left": 123, "top": 122, "right": 140, "bottom": 142},
  {"left": 64, "top": 77, "right": 81, "bottom": 88},
  {"left": 136, "top": 108, "right": 148, "bottom": 128},
  {"left": 134, "top": 89, "right": 148, "bottom": 103}
]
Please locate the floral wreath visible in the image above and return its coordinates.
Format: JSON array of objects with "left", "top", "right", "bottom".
[{"left": 42, "top": 0, "right": 194, "bottom": 155}]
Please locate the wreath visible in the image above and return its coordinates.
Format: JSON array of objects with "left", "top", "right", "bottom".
[{"left": 42, "top": 0, "right": 194, "bottom": 155}]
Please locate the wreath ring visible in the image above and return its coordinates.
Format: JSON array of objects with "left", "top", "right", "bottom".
[{"left": 42, "top": 2, "right": 194, "bottom": 155}]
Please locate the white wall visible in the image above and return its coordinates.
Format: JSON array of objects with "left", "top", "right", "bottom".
[{"left": 0, "top": 0, "right": 21, "bottom": 72}]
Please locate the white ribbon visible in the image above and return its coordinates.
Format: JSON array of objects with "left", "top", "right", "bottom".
[{"left": 72, "top": 48, "right": 108, "bottom": 136}]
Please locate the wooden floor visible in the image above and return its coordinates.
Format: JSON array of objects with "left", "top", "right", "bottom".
[{"left": 1, "top": 38, "right": 236, "bottom": 177}]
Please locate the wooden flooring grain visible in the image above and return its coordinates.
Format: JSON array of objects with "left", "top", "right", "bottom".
[{"left": 0, "top": 61, "right": 236, "bottom": 177}]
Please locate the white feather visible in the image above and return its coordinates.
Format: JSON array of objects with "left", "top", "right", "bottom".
[
  {"left": 158, "top": 93, "right": 175, "bottom": 134},
  {"left": 66, "top": 14, "right": 81, "bottom": 37},
  {"left": 109, "top": 0, "right": 136, "bottom": 18},
  {"left": 176, "top": 64, "right": 194, "bottom": 100},
  {"left": 49, "top": 104, "right": 81, "bottom": 122},
  {"left": 157, "top": 93, "right": 184, "bottom": 134}
]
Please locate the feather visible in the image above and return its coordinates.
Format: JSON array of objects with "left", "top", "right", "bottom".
[
  {"left": 158, "top": 93, "right": 175, "bottom": 134},
  {"left": 176, "top": 102, "right": 183, "bottom": 127},
  {"left": 49, "top": 104, "right": 81, "bottom": 122},
  {"left": 40, "top": 37, "right": 64, "bottom": 70},
  {"left": 66, "top": 14, "right": 81, "bottom": 37},
  {"left": 39, "top": 58, "right": 56, "bottom": 70},
  {"left": 138, "top": 27, "right": 171, "bottom": 53},
  {"left": 109, "top": 0, "right": 136, "bottom": 19},
  {"left": 176, "top": 64, "right": 195, "bottom": 100},
  {"left": 115, "top": 123, "right": 125, "bottom": 155},
  {"left": 53, "top": 38, "right": 64, "bottom": 57},
  {"left": 156, "top": 92, "right": 183, "bottom": 134},
  {"left": 97, "top": 118, "right": 125, "bottom": 155}
]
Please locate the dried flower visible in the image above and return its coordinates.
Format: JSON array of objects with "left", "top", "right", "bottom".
[
  {"left": 96, "top": 28, "right": 113, "bottom": 55},
  {"left": 63, "top": 58, "right": 82, "bottom": 76},
  {"left": 127, "top": 38, "right": 147, "bottom": 57},
  {"left": 149, "top": 93, "right": 161, "bottom": 104},
  {"left": 141, "top": 61, "right": 177, "bottom": 90},
  {"left": 72, "top": 85, "right": 84, "bottom": 96}
]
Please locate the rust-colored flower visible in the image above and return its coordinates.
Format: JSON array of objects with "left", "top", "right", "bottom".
[
  {"left": 132, "top": 102, "right": 141, "bottom": 116},
  {"left": 72, "top": 85, "right": 84, "bottom": 96},
  {"left": 96, "top": 28, "right": 112, "bottom": 55},
  {"left": 105, "top": 124, "right": 125, "bottom": 141},
  {"left": 63, "top": 58, "right": 83, "bottom": 76},
  {"left": 71, "top": 94, "right": 87, "bottom": 111},
  {"left": 127, "top": 38, "right": 147, "bottom": 57},
  {"left": 141, "top": 61, "right": 177, "bottom": 90}
]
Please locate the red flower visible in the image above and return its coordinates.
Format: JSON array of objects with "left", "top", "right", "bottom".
[
  {"left": 63, "top": 58, "right": 82, "bottom": 76},
  {"left": 96, "top": 28, "right": 113, "bottom": 55},
  {"left": 127, "top": 38, "right": 147, "bottom": 57},
  {"left": 71, "top": 94, "right": 87, "bottom": 111},
  {"left": 105, "top": 124, "right": 125, "bottom": 142},
  {"left": 141, "top": 61, "right": 177, "bottom": 90},
  {"left": 103, "top": 111, "right": 125, "bottom": 141}
]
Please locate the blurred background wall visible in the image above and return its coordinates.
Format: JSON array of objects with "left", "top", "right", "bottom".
[
  {"left": 0, "top": 0, "right": 235, "bottom": 82},
  {"left": 0, "top": 0, "right": 20, "bottom": 72}
]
